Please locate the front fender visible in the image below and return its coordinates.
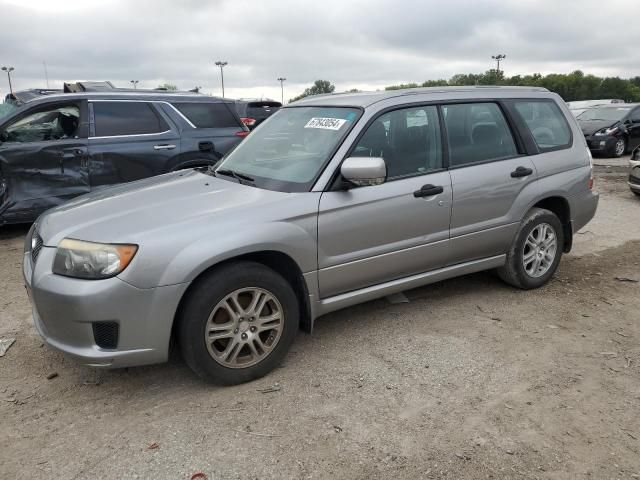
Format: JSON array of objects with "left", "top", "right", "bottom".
[{"left": 119, "top": 220, "right": 318, "bottom": 289}]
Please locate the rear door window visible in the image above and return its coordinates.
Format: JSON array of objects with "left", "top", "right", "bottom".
[
  {"left": 442, "top": 102, "right": 518, "bottom": 167},
  {"left": 93, "top": 102, "right": 168, "bottom": 137},
  {"left": 514, "top": 100, "right": 572, "bottom": 150},
  {"left": 172, "top": 102, "right": 241, "bottom": 128}
]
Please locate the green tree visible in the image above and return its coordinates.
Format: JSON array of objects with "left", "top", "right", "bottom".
[
  {"left": 382, "top": 71, "right": 640, "bottom": 103},
  {"left": 289, "top": 80, "right": 335, "bottom": 102}
]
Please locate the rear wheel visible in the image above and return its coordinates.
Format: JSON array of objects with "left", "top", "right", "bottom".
[
  {"left": 497, "top": 208, "right": 564, "bottom": 289},
  {"left": 178, "top": 261, "right": 299, "bottom": 385}
]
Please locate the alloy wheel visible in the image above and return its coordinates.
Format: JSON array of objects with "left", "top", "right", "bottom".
[
  {"left": 204, "top": 287, "right": 284, "bottom": 368},
  {"left": 522, "top": 223, "right": 558, "bottom": 278}
]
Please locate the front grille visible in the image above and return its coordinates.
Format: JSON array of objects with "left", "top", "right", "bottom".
[
  {"left": 31, "top": 233, "right": 43, "bottom": 264},
  {"left": 92, "top": 322, "right": 119, "bottom": 349}
]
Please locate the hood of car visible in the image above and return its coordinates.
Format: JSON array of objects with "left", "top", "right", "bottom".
[
  {"left": 578, "top": 119, "right": 616, "bottom": 135},
  {"left": 37, "top": 169, "right": 293, "bottom": 246}
]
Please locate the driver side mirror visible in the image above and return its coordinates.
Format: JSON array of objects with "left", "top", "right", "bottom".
[{"left": 340, "top": 157, "right": 387, "bottom": 188}]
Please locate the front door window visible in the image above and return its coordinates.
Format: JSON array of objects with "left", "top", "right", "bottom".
[{"left": 2, "top": 105, "right": 80, "bottom": 143}]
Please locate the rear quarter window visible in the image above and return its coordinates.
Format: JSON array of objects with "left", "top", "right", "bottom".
[
  {"left": 514, "top": 100, "right": 572, "bottom": 151},
  {"left": 172, "top": 102, "right": 241, "bottom": 128}
]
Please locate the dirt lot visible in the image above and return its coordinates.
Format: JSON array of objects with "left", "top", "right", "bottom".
[{"left": 1, "top": 161, "right": 639, "bottom": 480}]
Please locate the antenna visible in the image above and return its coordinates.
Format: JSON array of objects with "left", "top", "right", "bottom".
[{"left": 43, "top": 61, "right": 49, "bottom": 88}]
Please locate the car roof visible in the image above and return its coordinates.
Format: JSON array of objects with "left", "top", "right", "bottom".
[
  {"left": 23, "top": 91, "right": 230, "bottom": 107},
  {"left": 289, "top": 85, "right": 552, "bottom": 108}
]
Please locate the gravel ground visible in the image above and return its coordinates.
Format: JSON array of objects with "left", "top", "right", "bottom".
[{"left": 1, "top": 161, "right": 639, "bottom": 480}]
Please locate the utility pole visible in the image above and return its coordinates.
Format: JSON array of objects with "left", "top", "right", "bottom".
[
  {"left": 277, "top": 77, "right": 286, "bottom": 104},
  {"left": 43, "top": 61, "right": 49, "bottom": 88},
  {"left": 214, "top": 61, "right": 228, "bottom": 98},
  {"left": 1, "top": 66, "right": 14, "bottom": 94},
  {"left": 130, "top": 80, "right": 139, "bottom": 89},
  {"left": 491, "top": 54, "right": 506, "bottom": 77}
]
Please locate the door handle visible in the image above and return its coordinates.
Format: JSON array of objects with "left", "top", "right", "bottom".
[
  {"left": 511, "top": 166, "right": 533, "bottom": 178},
  {"left": 413, "top": 184, "right": 444, "bottom": 198},
  {"left": 153, "top": 144, "right": 176, "bottom": 150}
]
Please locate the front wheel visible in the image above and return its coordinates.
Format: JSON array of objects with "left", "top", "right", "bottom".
[
  {"left": 178, "top": 261, "right": 299, "bottom": 385},
  {"left": 611, "top": 137, "right": 627, "bottom": 158},
  {"left": 497, "top": 208, "right": 564, "bottom": 289}
]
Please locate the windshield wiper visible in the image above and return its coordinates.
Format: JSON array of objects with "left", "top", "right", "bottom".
[{"left": 214, "top": 168, "right": 255, "bottom": 184}]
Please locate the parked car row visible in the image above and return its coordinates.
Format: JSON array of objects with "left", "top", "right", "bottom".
[{"left": 23, "top": 86, "right": 599, "bottom": 385}]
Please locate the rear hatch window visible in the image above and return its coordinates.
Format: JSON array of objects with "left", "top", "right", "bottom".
[
  {"left": 172, "top": 102, "right": 242, "bottom": 128},
  {"left": 246, "top": 101, "right": 282, "bottom": 120}
]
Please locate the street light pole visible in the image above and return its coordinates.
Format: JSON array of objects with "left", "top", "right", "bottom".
[
  {"left": 491, "top": 54, "right": 506, "bottom": 77},
  {"left": 1, "top": 66, "right": 14, "bottom": 94},
  {"left": 214, "top": 61, "right": 228, "bottom": 98},
  {"left": 277, "top": 77, "right": 286, "bottom": 104},
  {"left": 130, "top": 80, "right": 139, "bottom": 89}
]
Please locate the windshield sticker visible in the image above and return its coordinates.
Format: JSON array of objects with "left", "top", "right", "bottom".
[{"left": 304, "top": 117, "right": 347, "bottom": 130}]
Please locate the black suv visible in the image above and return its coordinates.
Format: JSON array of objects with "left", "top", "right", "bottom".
[
  {"left": 234, "top": 99, "right": 282, "bottom": 130},
  {"left": 0, "top": 91, "right": 248, "bottom": 224}
]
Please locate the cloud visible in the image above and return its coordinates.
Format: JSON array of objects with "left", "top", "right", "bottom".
[{"left": 0, "top": 0, "right": 638, "bottom": 101}]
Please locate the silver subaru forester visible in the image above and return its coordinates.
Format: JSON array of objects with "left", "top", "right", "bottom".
[{"left": 23, "top": 86, "right": 599, "bottom": 384}]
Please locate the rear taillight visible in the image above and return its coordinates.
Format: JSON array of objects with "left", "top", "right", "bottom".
[
  {"left": 235, "top": 131, "right": 250, "bottom": 138},
  {"left": 240, "top": 117, "right": 256, "bottom": 127},
  {"left": 588, "top": 177, "right": 594, "bottom": 190}
]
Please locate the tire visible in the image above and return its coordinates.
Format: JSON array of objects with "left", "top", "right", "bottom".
[
  {"left": 497, "top": 208, "right": 564, "bottom": 290},
  {"left": 610, "top": 137, "right": 627, "bottom": 158},
  {"left": 178, "top": 261, "right": 299, "bottom": 385},
  {"left": 633, "top": 191, "right": 640, "bottom": 197}
]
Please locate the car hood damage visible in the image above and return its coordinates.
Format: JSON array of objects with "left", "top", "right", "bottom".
[{"left": 36, "top": 169, "right": 295, "bottom": 246}]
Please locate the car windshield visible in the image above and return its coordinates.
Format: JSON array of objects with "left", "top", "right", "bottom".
[
  {"left": 215, "top": 106, "right": 361, "bottom": 192},
  {"left": 577, "top": 107, "right": 631, "bottom": 121}
]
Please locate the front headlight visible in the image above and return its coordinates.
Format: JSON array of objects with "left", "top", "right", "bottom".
[
  {"left": 594, "top": 126, "right": 618, "bottom": 136},
  {"left": 52, "top": 238, "right": 138, "bottom": 279}
]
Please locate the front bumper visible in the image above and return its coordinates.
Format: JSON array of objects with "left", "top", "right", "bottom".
[
  {"left": 584, "top": 134, "right": 619, "bottom": 153},
  {"left": 629, "top": 168, "right": 640, "bottom": 194},
  {"left": 23, "top": 246, "right": 189, "bottom": 368}
]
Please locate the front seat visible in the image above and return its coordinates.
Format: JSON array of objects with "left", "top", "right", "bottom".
[
  {"left": 59, "top": 113, "right": 79, "bottom": 138},
  {"left": 356, "top": 120, "right": 390, "bottom": 160}
]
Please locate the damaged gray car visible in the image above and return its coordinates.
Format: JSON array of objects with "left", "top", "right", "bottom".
[{"left": 0, "top": 91, "right": 249, "bottom": 224}]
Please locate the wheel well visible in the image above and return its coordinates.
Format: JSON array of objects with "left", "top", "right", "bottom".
[
  {"left": 532, "top": 196, "right": 572, "bottom": 252},
  {"left": 172, "top": 251, "right": 312, "bottom": 346}
]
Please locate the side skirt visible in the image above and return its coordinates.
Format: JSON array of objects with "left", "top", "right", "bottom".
[{"left": 312, "top": 254, "right": 506, "bottom": 320}]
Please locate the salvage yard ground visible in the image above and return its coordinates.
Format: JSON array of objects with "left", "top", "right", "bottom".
[{"left": 1, "top": 158, "right": 639, "bottom": 479}]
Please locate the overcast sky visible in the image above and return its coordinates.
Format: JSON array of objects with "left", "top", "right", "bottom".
[{"left": 1, "top": 0, "right": 639, "bottom": 101}]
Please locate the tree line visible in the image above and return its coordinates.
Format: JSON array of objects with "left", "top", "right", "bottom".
[{"left": 291, "top": 71, "right": 640, "bottom": 103}]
